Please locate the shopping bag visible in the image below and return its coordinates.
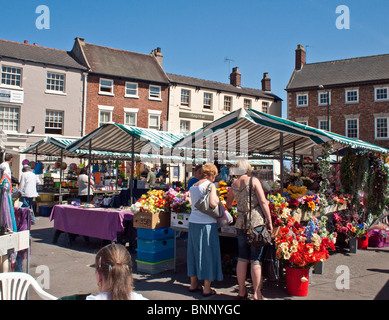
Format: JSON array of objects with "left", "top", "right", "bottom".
[{"left": 262, "top": 242, "right": 279, "bottom": 282}]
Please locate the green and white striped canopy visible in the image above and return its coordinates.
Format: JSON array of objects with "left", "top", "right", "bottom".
[
  {"left": 66, "top": 123, "right": 185, "bottom": 155},
  {"left": 173, "top": 108, "right": 388, "bottom": 156}
]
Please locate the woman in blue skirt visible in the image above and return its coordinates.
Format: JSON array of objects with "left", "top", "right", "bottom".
[{"left": 187, "top": 163, "right": 223, "bottom": 297}]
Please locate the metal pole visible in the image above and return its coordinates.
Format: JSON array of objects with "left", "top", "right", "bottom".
[
  {"left": 59, "top": 149, "right": 63, "bottom": 202},
  {"left": 87, "top": 140, "right": 92, "bottom": 202},
  {"left": 327, "top": 90, "right": 330, "bottom": 131},
  {"left": 280, "top": 133, "right": 284, "bottom": 190},
  {"left": 130, "top": 135, "right": 134, "bottom": 205}
]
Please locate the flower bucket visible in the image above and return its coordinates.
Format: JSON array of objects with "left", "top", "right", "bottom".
[
  {"left": 285, "top": 266, "right": 309, "bottom": 296},
  {"left": 357, "top": 234, "right": 369, "bottom": 249},
  {"left": 349, "top": 237, "right": 357, "bottom": 253}
]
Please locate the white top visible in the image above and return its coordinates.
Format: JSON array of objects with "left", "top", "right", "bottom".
[
  {"left": 189, "top": 181, "right": 217, "bottom": 224},
  {"left": 78, "top": 174, "right": 93, "bottom": 196},
  {"left": 19, "top": 171, "right": 39, "bottom": 198},
  {"left": 86, "top": 291, "right": 148, "bottom": 300},
  {"left": 0, "top": 162, "right": 11, "bottom": 179}
]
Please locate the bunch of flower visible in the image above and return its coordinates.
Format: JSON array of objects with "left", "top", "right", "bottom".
[
  {"left": 305, "top": 215, "right": 337, "bottom": 243},
  {"left": 216, "top": 181, "right": 228, "bottom": 201},
  {"left": 283, "top": 184, "right": 307, "bottom": 199},
  {"left": 170, "top": 190, "right": 191, "bottom": 214},
  {"left": 268, "top": 193, "right": 294, "bottom": 228},
  {"left": 275, "top": 222, "right": 335, "bottom": 269},
  {"left": 300, "top": 194, "right": 321, "bottom": 212},
  {"left": 333, "top": 213, "right": 365, "bottom": 238},
  {"left": 130, "top": 189, "right": 167, "bottom": 214}
]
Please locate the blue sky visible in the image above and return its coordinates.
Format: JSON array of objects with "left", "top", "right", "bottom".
[{"left": 1, "top": 0, "right": 389, "bottom": 117}]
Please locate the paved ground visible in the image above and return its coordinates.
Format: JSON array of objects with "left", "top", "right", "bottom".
[{"left": 27, "top": 215, "right": 389, "bottom": 301}]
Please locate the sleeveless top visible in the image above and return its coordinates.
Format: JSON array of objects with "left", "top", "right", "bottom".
[
  {"left": 189, "top": 180, "right": 217, "bottom": 224},
  {"left": 231, "top": 178, "right": 265, "bottom": 229}
]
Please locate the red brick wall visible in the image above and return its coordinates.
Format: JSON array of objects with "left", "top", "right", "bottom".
[
  {"left": 85, "top": 74, "right": 168, "bottom": 134},
  {"left": 287, "top": 83, "right": 389, "bottom": 149}
]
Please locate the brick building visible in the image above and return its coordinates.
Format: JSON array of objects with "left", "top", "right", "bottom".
[
  {"left": 70, "top": 38, "right": 169, "bottom": 134},
  {"left": 286, "top": 44, "right": 389, "bottom": 149}
]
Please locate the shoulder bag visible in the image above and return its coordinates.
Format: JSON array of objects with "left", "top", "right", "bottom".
[
  {"left": 194, "top": 182, "right": 224, "bottom": 219},
  {"left": 245, "top": 177, "right": 271, "bottom": 248}
]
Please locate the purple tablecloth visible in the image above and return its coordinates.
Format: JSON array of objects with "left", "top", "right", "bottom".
[{"left": 50, "top": 205, "right": 133, "bottom": 241}]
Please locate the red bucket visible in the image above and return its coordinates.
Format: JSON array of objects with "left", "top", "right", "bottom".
[
  {"left": 357, "top": 234, "right": 369, "bottom": 249},
  {"left": 286, "top": 266, "right": 310, "bottom": 296}
]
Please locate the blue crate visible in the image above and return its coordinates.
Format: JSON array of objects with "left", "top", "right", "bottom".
[
  {"left": 136, "top": 248, "right": 174, "bottom": 263},
  {"left": 136, "top": 227, "right": 174, "bottom": 240},
  {"left": 137, "top": 238, "right": 174, "bottom": 252},
  {"left": 38, "top": 206, "right": 52, "bottom": 217}
]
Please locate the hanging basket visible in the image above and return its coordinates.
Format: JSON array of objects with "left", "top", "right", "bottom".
[{"left": 285, "top": 266, "right": 310, "bottom": 296}]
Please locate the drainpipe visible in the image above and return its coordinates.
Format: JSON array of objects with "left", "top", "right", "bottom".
[{"left": 81, "top": 72, "right": 88, "bottom": 136}]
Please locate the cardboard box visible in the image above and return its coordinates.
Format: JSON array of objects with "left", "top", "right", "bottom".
[{"left": 133, "top": 211, "right": 171, "bottom": 229}]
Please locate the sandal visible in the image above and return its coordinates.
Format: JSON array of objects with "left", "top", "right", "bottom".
[
  {"left": 188, "top": 285, "right": 203, "bottom": 292},
  {"left": 202, "top": 288, "right": 217, "bottom": 297}
]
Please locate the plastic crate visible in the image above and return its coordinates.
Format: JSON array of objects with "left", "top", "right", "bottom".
[
  {"left": 137, "top": 238, "right": 174, "bottom": 252},
  {"left": 136, "top": 259, "right": 174, "bottom": 274},
  {"left": 137, "top": 227, "right": 174, "bottom": 240},
  {"left": 38, "top": 206, "right": 52, "bottom": 217},
  {"left": 136, "top": 248, "right": 174, "bottom": 263}
]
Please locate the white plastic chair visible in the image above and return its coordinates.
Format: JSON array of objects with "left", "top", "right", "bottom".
[{"left": 0, "top": 272, "right": 57, "bottom": 300}]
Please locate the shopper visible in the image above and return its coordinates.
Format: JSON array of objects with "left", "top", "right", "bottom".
[
  {"left": 78, "top": 167, "right": 94, "bottom": 202},
  {"left": 0, "top": 154, "right": 13, "bottom": 180},
  {"left": 145, "top": 166, "right": 156, "bottom": 187},
  {"left": 226, "top": 159, "right": 272, "bottom": 300},
  {"left": 87, "top": 243, "right": 147, "bottom": 300},
  {"left": 19, "top": 164, "right": 40, "bottom": 223},
  {"left": 186, "top": 164, "right": 202, "bottom": 190},
  {"left": 187, "top": 163, "right": 223, "bottom": 297}
]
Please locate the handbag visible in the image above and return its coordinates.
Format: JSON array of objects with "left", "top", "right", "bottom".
[
  {"left": 194, "top": 182, "right": 224, "bottom": 219},
  {"left": 262, "top": 242, "right": 280, "bottom": 281},
  {"left": 244, "top": 177, "right": 271, "bottom": 248}
]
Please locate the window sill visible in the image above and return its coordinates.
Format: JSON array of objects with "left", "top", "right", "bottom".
[
  {"left": 345, "top": 101, "right": 359, "bottom": 104},
  {"left": 202, "top": 108, "right": 213, "bottom": 113},
  {"left": 374, "top": 99, "right": 389, "bottom": 102},
  {"left": 99, "top": 92, "right": 114, "bottom": 97},
  {"left": 179, "top": 105, "right": 191, "bottom": 110},
  {"left": 296, "top": 105, "right": 308, "bottom": 108},
  {"left": 124, "top": 95, "right": 139, "bottom": 99},
  {"left": 45, "top": 90, "right": 66, "bottom": 96},
  {"left": 149, "top": 97, "right": 162, "bottom": 102},
  {"left": 0, "top": 85, "right": 23, "bottom": 91}
]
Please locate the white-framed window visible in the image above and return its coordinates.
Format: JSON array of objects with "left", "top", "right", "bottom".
[
  {"left": 318, "top": 91, "right": 330, "bottom": 105},
  {"left": 375, "top": 117, "right": 389, "bottom": 139},
  {"left": 346, "top": 119, "right": 359, "bottom": 139},
  {"left": 149, "top": 85, "right": 161, "bottom": 100},
  {"left": 45, "top": 110, "right": 64, "bottom": 134},
  {"left": 148, "top": 110, "right": 161, "bottom": 130},
  {"left": 99, "top": 78, "right": 114, "bottom": 95},
  {"left": 318, "top": 119, "right": 329, "bottom": 131},
  {"left": 124, "top": 108, "right": 138, "bottom": 127},
  {"left": 224, "top": 95, "right": 232, "bottom": 112},
  {"left": 375, "top": 87, "right": 388, "bottom": 101},
  {"left": 46, "top": 72, "right": 65, "bottom": 93},
  {"left": 203, "top": 92, "right": 212, "bottom": 110},
  {"left": 345, "top": 89, "right": 359, "bottom": 103},
  {"left": 181, "top": 89, "right": 190, "bottom": 107},
  {"left": 1, "top": 66, "right": 22, "bottom": 88},
  {"left": 262, "top": 102, "right": 269, "bottom": 113},
  {"left": 244, "top": 99, "right": 252, "bottom": 109},
  {"left": 125, "top": 82, "right": 138, "bottom": 98},
  {"left": 98, "top": 105, "right": 114, "bottom": 127},
  {"left": 296, "top": 93, "right": 308, "bottom": 107},
  {"left": 180, "top": 120, "right": 190, "bottom": 134},
  {"left": 0, "top": 106, "right": 19, "bottom": 132},
  {"left": 298, "top": 121, "right": 308, "bottom": 126}
]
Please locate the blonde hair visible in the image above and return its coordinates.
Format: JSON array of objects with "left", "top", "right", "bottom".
[
  {"left": 95, "top": 244, "right": 133, "bottom": 300},
  {"left": 201, "top": 163, "right": 218, "bottom": 179},
  {"left": 235, "top": 159, "right": 252, "bottom": 176}
]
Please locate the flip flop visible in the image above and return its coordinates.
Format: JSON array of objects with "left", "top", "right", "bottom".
[{"left": 202, "top": 288, "right": 217, "bottom": 297}]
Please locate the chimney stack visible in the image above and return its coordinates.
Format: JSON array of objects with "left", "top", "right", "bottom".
[
  {"left": 295, "top": 44, "right": 306, "bottom": 70},
  {"left": 230, "top": 67, "right": 241, "bottom": 87},
  {"left": 261, "top": 72, "right": 271, "bottom": 92},
  {"left": 151, "top": 47, "right": 163, "bottom": 67}
]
